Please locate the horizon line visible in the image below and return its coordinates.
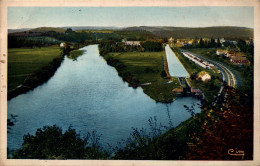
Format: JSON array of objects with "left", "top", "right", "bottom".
[{"left": 8, "top": 25, "right": 254, "bottom": 30}]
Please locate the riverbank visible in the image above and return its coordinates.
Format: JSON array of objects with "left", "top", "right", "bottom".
[
  {"left": 101, "top": 51, "right": 181, "bottom": 103},
  {"left": 8, "top": 54, "right": 64, "bottom": 100},
  {"left": 7, "top": 45, "right": 85, "bottom": 100}
]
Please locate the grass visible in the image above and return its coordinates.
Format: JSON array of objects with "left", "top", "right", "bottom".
[
  {"left": 106, "top": 52, "right": 181, "bottom": 103},
  {"left": 8, "top": 46, "right": 61, "bottom": 91},
  {"left": 67, "top": 50, "right": 84, "bottom": 60}
]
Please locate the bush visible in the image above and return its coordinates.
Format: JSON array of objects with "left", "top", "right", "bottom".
[
  {"left": 160, "top": 70, "right": 167, "bottom": 78},
  {"left": 113, "top": 117, "right": 188, "bottom": 160},
  {"left": 142, "top": 41, "right": 163, "bottom": 52},
  {"left": 11, "top": 125, "right": 108, "bottom": 159}
]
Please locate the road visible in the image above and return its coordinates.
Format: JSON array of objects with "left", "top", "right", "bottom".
[{"left": 180, "top": 49, "right": 241, "bottom": 88}]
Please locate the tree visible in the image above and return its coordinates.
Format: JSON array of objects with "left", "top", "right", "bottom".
[
  {"left": 12, "top": 125, "right": 108, "bottom": 159},
  {"left": 160, "top": 70, "right": 167, "bottom": 78},
  {"left": 199, "top": 38, "right": 204, "bottom": 48},
  {"left": 65, "top": 28, "right": 73, "bottom": 33},
  {"left": 142, "top": 41, "right": 162, "bottom": 52},
  {"left": 216, "top": 38, "right": 221, "bottom": 47},
  {"left": 237, "top": 40, "right": 247, "bottom": 53},
  {"left": 209, "top": 38, "right": 216, "bottom": 48}
]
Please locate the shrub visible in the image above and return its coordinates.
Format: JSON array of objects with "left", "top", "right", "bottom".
[{"left": 11, "top": 125, "right": 108, "bottom": 159}]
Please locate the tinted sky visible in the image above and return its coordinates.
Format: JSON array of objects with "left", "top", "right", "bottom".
[{"left": 8, "top": 7, "right": 254, "bottom": 29}]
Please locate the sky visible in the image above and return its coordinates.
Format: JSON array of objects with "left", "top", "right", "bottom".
[{"left": 8, "top": 7, "right": 254, "bottom": 29}]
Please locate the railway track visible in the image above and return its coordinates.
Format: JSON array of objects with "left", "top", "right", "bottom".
[{"left": 181, "top": 49, "right": 237, "bottom": 88}]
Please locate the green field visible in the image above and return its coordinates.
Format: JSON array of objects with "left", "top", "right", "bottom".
[
  {"left": 8, "top": 46, "right": 61, "bottom": 91},
  {"left": 106, "top": 51, "right": 181, "bottom": 103}
]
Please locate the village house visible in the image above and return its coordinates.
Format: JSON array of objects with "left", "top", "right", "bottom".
[
  {"left": 216, "top": 49, "right": 227, "bottom": 56},
  {"left": 122, "top": 40, "right": 141, "bottom": 46},
  {"left": 197, "top": 71, "right": 211, "bottom": 82},
  {"left": 168, "top": 37, "right": 174, "bottom": 47},
  {"left": 188, "top": 40, "right": 193, "bottom": 45},
  {"left": 229, "top": 40, "right": 238, "bottom": 45},
  {"left": 191, "top": 88, "right": 202, "bottom": 96},
  {"left": 215, "top": 38, "right": 225, "bottom": 44},
  {"left": 230, "top": 56, "right": 248, "bottom": 65},
  {"left": 191, "top": 88, "right": 204, "bottom": 99},
  {"left": 172, "top": 87, "right": 183, "bottom": 94},
  {"left": 60, "top": 42, "right": 66, "bottom": 48},
  {"left": 168, "top": 37, "right": 174, "bottom": 43},
  {"left": 226, "top": 51, "right": 237, "bottom": 58}
]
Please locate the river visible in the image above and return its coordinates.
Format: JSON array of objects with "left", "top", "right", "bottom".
[{"left": 8, "top": 45, "right": 201, "bottom": 151}]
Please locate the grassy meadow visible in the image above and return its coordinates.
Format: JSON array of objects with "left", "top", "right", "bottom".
[
  {"left": 106, "top": 51, "right": 181, "bottom": 103},
  {"left": 8, "top": 46, "right": 61, "bottom": 91}
]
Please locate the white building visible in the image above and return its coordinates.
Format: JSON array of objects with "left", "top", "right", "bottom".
[
  {"left": 216, "top": 50, "right": 227, "bottom": 56},
  {"left": 60, "top": 42, "right": 66, "bottom": 48},
  {"left": 215, "top": 38, "right": 225, "bottom": 44},
  {"left": 198, "top": 71, "right": 211, "bottom": 82},
  {"left": 123, "top": 41, "right": 141, "bottom": 46}
]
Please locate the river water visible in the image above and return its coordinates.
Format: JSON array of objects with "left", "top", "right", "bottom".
[{"left": 8, "top": 45, "right": 200, "bottom": 150}]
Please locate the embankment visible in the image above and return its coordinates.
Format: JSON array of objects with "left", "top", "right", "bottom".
[{"left": 8, "top": 54, "right": 65, "bottom": 100}]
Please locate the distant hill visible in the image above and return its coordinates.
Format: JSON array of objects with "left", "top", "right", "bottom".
[
  {"left": 121, "top": 26, "right": 253, "bottom": 40},
  {"left": 8, "top": 28, "right": 32, "bottom": 33},
  {"left": 8, "top": 27, "right": 66, "bottom": 35},
  {"left": 61, "top": 26, "right": 121, "bottom": 31},
  {"left": 8, "top": 26, "right": 121, "bottom": 34},
  {"left": 8, "top": 26, "right": 253, "bottom": 40},
  {"left": 28, "top": 27, "right": 67, "bottom": 33}
]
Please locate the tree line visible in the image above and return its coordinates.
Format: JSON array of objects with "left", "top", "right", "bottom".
[{"left": 99, "top": 40, "right": 163, "bottom": 56}]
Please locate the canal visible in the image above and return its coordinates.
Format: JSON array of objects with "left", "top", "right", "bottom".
[{"left": 165, "top": 44, "right": 189, "bottom": 77}]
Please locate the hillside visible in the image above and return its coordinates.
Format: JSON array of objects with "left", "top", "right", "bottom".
[
  {"left": 8, "top": 26, "right": 253, "bottom": 40},
  {"left": 28, "top": 27, "right": 67, "bottom": 33},
  {"left": 121, "top": 26, "right": 253, "bottom": 40},
  {"left": 8, "top": 28, "right": 32, "bottom": 33},
  {"left": 61, "top": 26, "right": 121, "bottom": 31}
]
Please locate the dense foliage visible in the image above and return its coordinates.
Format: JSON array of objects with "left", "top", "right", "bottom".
[
  {"left": 137, "top": 26, "right": 253, "bottom": 40},
  {"left": 8, "top": 36, "right": 60, "bottom": 48},
  {"left": 99, "top": 41, "right": 142, "bottom": 55},
  {"left": 142, "top": 41, "right": 163, "bottom": 51},
  {"left": 10, "top": 125, "right": 108, "bottom": 159},
  {"left": 113, "top": 128, "right": 188, "bottom": 160},
  {"left": 186, "top": 86, "right": 253, "bottom": 160}
]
